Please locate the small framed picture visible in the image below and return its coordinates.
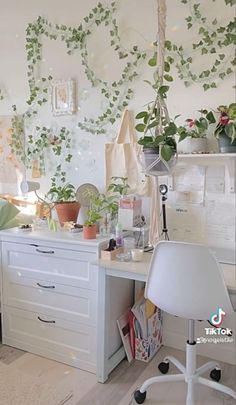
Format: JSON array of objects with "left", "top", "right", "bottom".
[{"left": 51, "top": 79, "right": 76, "bottom": 116}]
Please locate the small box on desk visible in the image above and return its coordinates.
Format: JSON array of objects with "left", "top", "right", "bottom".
[
  {"left": 135, "top": 309, "right": 163, "bottom": 362},
  {"left": 100, "top": 247, "right": 124, "bottom": 261}
]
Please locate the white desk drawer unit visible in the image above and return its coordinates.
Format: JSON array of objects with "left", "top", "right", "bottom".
[{"left": 0, "top": 230, "right": 108, "bottom": 372}]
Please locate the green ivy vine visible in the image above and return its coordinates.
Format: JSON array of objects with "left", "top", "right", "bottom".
[
  {"left": 10, "top": 106, "right": 73, "bottom": 184},
  {"left": 165, "top": 0, "right": 236, "bottom": 90},
  {"left": 25, "top": 1, "right": 147, "bottom": 134}
]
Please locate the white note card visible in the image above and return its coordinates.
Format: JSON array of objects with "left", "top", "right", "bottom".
[
  {"left": 206, "top": 166, "right": 225, "bottom": 194},
  {"left": 206, "top": 200, "right": 235, "bottom": 242},
  {"left": 173, "top": 165, "right": 206, "bottom": 192}
]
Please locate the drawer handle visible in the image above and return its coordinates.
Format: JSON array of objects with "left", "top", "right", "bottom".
[
  {"left": 36, "top": 248, "right": 55, "bottom": 254},
  {"left": 37, "top": 282, "right": 55, "bottom": 289},
  {"left": 38, "top": 316, "right": 55, "bottom": 324}
]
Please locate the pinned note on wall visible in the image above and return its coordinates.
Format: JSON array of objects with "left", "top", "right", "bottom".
[
  {"left": 173, "top": 165, "right": 206, "bottom": 205},
  {"left": 205, "top": 166, "right": 225, "bottom": 194}
]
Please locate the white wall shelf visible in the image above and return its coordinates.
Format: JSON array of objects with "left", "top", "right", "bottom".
[
  {"left": 178, "top": 153, "right": 236, "bottom": 159},
  {"left": 170, "top": 153, "right": 236, "bottom": 193}
]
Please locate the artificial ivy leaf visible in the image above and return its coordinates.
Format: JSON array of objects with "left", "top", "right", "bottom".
[
  {"left": 165, "top": 40, "right": 172, "bottom": 51},
  {"left": 148, "top": 56, "right": 157, "bottom": 67},
  {"left": 164, "top": 61, "right": 170, "bottom": 72},
  {"left": 158, "top": 85, "right": 169, "bottom": 96},
  {"left": 164, "top": 74, "right": 173, "bottom": 82}
]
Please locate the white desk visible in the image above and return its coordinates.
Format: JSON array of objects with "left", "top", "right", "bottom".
[{"left": 97, "top": 253, "right": 236, "bottom": 383}]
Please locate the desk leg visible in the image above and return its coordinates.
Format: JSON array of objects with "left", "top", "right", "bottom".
[{"left": 97, "top": 267, "right": 109, "bottom": 383}]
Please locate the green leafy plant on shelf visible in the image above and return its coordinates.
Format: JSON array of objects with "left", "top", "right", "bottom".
[
  {"left": 202, "top": 103, "right": 236, "bottom": 142},
  {"left": 177, "top": 116, "right": 209, "bottom": 141}
]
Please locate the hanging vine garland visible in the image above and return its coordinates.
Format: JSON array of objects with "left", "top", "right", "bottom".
[
  {"left": 165, "top": 0, "right": 236, "bottom": 90},
  {"left": 25, "top": 1, "right": 147, "bottom": 134},
  {"left": 3, "top": 0, "right": 235, "bottom": 183}
]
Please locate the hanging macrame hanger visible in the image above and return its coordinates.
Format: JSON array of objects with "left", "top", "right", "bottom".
[{"left": 148, "top": 0, "right": 168, "bottom": 247}]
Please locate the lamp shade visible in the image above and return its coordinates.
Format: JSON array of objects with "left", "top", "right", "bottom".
[{"left": 20, "top": 181, "right": 40, "bottom": 193}]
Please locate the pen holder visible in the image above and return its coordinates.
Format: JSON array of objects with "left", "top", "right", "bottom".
[{"left": 100, "top": 247, "right": 124, "bottom": 260}]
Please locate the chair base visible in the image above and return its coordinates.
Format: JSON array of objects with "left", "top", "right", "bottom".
[{"left": 134, "top": 342, "right": 236, "bottom": 405}]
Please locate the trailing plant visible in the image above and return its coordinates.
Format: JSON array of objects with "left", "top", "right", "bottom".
[
  {"left": 10, "top": 105, "right": 26, "bottom": 164},
  {"left": 165, "top": 0, "right": 236, "bottom": 91},
  {"left": 135, "top": 73, "right": 177, "bottom": 162},
  {"left": 25, "top": 2, "right": 147, "bottom": 134},
  {"left": 27, "top": 125, "right": 72, "bottom": 174},
  {"left": 0, "top": 89, "right": 4, "bottom": 101}
]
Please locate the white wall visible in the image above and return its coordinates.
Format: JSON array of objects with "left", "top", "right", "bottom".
[
  {"left": 0, "top": 0, "right": 235, "bottom": 247},
  {"left": 0, "top": 0, "right": 234, "bottom": 195}
]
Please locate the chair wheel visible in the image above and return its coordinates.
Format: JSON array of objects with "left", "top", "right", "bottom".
[
  {"left": 210, "top": 368, "right": 221, "bottom": 382},
  {"left": 134, "top": 390, "right": 147, "bottom": 404},
  {"left": 158, "top": 361, "right": 169, "bottom": 374}
]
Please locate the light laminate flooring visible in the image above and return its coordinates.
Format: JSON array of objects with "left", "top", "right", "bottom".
[{"left": 0, "top": 342, "right": 235, "bottom": 405}]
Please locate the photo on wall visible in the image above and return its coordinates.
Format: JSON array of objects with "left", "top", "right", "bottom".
[{"left": 51, "top": 79, "right": 76, "bottom": 116}]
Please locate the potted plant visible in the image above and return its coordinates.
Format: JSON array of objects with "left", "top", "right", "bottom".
[
  {"left": 136, "top": 85, "right": 177, "bottom": 155},
  {"left": 203, "top": 103, "right": 236, "bottom": 153},
  {"left": 46, "top": 182, "right": 80, "bottom": 226},
  {"left": 177, "top": 116, "right": 209, "bottom": 154},
  {"left": 135, "top": 71, "right": 178, "bottom": 175},
  {"left": 83, "top": 191, "right": 104, "bottom": 239}
]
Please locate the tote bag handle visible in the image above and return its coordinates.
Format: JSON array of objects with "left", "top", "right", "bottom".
[{"left": 115, "top": 109, "right": 137, "bottom": 144}]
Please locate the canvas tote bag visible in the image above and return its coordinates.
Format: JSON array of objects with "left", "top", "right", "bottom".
[{"left": 105, "top": 110, "right": 151, "bottom": 196}]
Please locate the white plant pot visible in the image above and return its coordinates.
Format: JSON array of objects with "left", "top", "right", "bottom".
[{"left": 178, "top": 138, "right": 208, "bottom": 154}]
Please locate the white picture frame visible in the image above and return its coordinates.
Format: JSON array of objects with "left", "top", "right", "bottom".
[{"left": 51, "top": 79, "right": 76, "bottom": 116}]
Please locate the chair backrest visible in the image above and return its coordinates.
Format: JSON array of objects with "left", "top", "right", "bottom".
[{"left": 145, "top": 241, "right": 234, "bottom": 320}]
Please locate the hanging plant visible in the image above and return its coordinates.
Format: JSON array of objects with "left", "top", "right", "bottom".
[
  {"left": 0, "top": 89, "right": 4, "bottom": 101},
  {"left": 165, "top": 0, "right": 236, "bottom": 90},
  {"left": 136, "top": 0, "right": 178, "bottom": 176}
]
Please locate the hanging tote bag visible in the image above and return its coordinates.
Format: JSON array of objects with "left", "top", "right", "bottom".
[{"left": 105, "top": 110, "right": 151, "bottom": 196}]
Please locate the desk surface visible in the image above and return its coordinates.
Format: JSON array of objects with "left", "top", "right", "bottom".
[{"left": 98, "top": 252, "right": 236, "bottom": 292}]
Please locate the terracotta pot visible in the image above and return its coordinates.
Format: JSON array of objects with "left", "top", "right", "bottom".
[
  {"left": 55, "top": 201, "right": 80, "bottom": 226},
  {"left": 83, "top": 224, "right": 97, "bottom": 239}
]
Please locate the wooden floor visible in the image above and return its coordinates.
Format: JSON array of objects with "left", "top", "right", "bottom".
[
  {"left": 76, "top": 346, "right": 236, "bottom": 405},
  {"left": 0, "top": 323, "right": 235, "bottom": 405}
]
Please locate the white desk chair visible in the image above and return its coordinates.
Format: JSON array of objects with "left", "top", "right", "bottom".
[{"left": 134, "top": 241, "right": 236, "bottom": 405}]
